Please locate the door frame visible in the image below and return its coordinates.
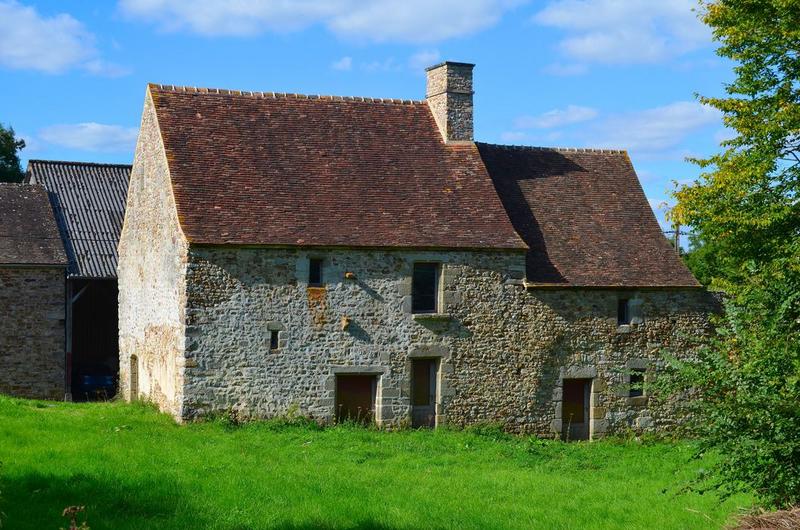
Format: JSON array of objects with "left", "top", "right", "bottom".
[{"left": 410, "top": 358, "right": 439, "bottom": 428}]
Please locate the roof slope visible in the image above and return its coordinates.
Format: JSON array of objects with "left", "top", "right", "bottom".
[
  {"left": 148, "top": 85, "right": 525, "bottom": 250},
  {"left": 477, "top": 144, "right": 699, "bottom": 287},
  {"left": 0, "top": 183, "right": 67, "bottom": 266},
  {"left": 26, "top": 160, "right": 131, "bottom": 278}
]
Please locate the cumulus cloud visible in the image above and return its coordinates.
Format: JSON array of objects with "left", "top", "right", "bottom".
[
  {"left": 331, "top": 56, "right": 353, "bottom": 71},
  {"left": 588, "top": 101, "right": 721, "bottom": 155},
  {"left": 39, "top": 123, "right": 138, "bottom": 153},
  {"left": 534, "top": 0, "right": 709, "bottom": 66},
  {"left": 514, "top": 105, "right": 598, "bottom": 129},
  {"left": 0, "top": 1, "right": 92, "bottom": 73},
  {"left": 0, "top": 1, "right": 125, "bottom": 75},
  {"left": 118, "top": 0, "right": 522, "bottom": 42}
]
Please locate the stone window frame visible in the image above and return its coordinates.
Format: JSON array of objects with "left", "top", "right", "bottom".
[
  {"left": 410, "top": 261, "right": 442, "bottom": 315},
  {"left": 615, "top": 293, "right": 645, "bottom": 333},
  {"left": 266, "top": 321, "right": 286, "bottom": 351},
  {"left": 308, "top": 257, "right": 324, "bottom": 287},
  {"left": 623, "top": 359, "right": 650, "bottom": 407}
]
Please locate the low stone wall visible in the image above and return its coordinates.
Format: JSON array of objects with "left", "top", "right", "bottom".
[
  {"left": 0, "top": 266, "right": 65, "bottom": 399},
  {"left": 178, "top": 246, "right": 715, "bottom": 437}
]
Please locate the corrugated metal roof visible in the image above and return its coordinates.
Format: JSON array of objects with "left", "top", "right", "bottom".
[{"left": 26, "top": 160, "right": 130, "bottom": 279}]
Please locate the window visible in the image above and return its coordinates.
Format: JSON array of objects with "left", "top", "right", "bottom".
[
  {"left": 629, "top": 369, "right": 645, "bottom": 397},
  {"left": 617, "top": 298, "right": 630, "bottom": 325},
  {"left": 269, "top": 330, "right": 279, "bottom": 350},
  {"left": 308, "top": 258, "right": 323, "bottom": 286},
  {"left": 412, "top": 263, "right": 440, "bottom": 314}
]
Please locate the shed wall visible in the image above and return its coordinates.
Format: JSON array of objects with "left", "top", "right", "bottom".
[{"left": 0, "top": 267, "right": 65, "bottom": 399}]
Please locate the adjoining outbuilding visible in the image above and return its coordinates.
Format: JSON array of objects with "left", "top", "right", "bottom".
[
  {"left": 119, "top": 61, "right": 714, "bottom": 438},
  {"left": 26, "top": 160, "right": 131, "bottom": 401},
  {"left": 0, "top": 183, "right": 67, "bottom": 399}
]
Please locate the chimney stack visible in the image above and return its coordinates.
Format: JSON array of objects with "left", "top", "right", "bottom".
[{"left": 425, "top": 61, "right": 474, "bottom": 143}]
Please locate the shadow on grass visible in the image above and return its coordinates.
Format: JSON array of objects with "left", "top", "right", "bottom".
[
  {"left": 1, "top": 472, "right": 409, "bottom": 530},
  {"left": 1, "top": 471, "right": 209, "bottom": 530}
]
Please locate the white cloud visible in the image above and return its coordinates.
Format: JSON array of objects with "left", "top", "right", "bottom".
[
  {"left": 331, "top": 56, "right": 353, "bottom": 71},
  {"left": 0, "top": 1, "right": 92, "bottom": 73},
  {"left": 534, "top": 0, "right": 709, "bottom": 65},
  {"left": 39, "top": 123, "right": 138, "bottom": 153},
  {"left": 0, "top": 1, "right": 127, "bottom": 75},
  {"left": 119, "top": 0, "right": 523, "bottom": 42},
  {"left": 588, "top": 101, "right": 721, "bottom": 156},
  {"left": 408, "top": 49, "right": 440, "bottom": 71},
  {"left": 514, "top": 105, "right": 598, "bottom": 129}
]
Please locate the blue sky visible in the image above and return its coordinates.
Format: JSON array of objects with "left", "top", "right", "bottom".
[{"left": 0, "top": 0, "right": 733, "bottom": 232}]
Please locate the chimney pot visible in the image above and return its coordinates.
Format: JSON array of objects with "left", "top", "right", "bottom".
[{"left": 425, "top": 61, "right": 474, "bottom": 143}]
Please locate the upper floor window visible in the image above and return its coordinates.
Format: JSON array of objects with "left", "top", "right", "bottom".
[
  {"left": 412, "top": 262, "right": 440, "bottom": 314},
  {"left": 617, "top": 298, "right": 630, "bottom": 325},
  {"left": 309, "top": 258, "right": 323, "bottom": 286}
]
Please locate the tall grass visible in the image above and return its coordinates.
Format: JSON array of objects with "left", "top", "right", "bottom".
[{"left": 0, "top": 396, "right": 751, "bottom": 529}]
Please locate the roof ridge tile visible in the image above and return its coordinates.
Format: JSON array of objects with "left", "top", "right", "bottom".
[
  {"left": 476, "top": 142, "right": 628, "bottom": 155},
  {"left": 148, "top": 83, "right": 425, "bottom": 105}
]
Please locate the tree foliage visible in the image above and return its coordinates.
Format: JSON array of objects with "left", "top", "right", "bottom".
[
  {"left": 666, "top": 0, "right": 800, "bottom": 509},
  {"left": 0, "top": 123, "right": 25, "bottom": 183}
]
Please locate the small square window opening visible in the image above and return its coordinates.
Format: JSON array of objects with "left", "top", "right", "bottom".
[
  {"left": 270, "top": 330, "right": 279, "bottom": 350},
  {"left": 309, "top": 258, "right": 323, "bottom": 286},
  {"left": 629, "top": 369, "right": 645, "bottom": 397},
  {"left": 412, "top": 262, "right": 440, "bottom": 314},
  {"left": 617, "top": 298, "right": 630, "bottom": 325}
]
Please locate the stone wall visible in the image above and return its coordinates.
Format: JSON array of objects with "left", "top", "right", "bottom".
[
  {"left": 178, "top": 246, "right": 714, "bottom": 437},
  {"left": 118, "top": 88, "right": 188, "bottom": 417},
  {"left": 0, "top": 266, "right": 65, "bottom": 399}
]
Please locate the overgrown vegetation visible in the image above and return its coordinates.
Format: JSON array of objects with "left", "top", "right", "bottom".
[
  {"left": 668, "top": 0, "right": 800, "bottom": 509},
  {"left": 0, "top": 123, "right": 25, "bottom": 183},
  {"left": 0, "top": 397, "right": 750, "bottom": 529}
]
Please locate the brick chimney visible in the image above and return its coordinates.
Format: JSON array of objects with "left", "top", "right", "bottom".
[{"left": 425, "top": 61, "right": 474, "bottom": 143}]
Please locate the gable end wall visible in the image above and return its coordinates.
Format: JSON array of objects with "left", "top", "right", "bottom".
[{"left": 118, "top": 89, "right": 189, "bottom": 417}]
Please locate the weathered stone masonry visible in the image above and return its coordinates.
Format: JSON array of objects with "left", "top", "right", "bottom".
[
  {"left": 174, "top": 246, "right": 713, "bottom": 436},
  {"left": 118, "top": 90, "right": 188, "bottom": 418},
  {"left": 0, "top": 267, "right": 65, "bottom": 399}
]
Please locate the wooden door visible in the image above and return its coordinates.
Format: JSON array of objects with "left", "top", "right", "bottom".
[
  {"left": 562, "top": 378, "right": 591, "bottom": 441},
  {"left": 335, "top": 375, "right": 376, "bottom": 424},
  {"left": 411, "top": 359, "right": 437, "bottom": 428}
]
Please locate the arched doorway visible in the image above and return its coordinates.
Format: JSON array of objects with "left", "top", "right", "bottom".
[{"left": 130, "top": 355, "right": 139, "bottom": 400}]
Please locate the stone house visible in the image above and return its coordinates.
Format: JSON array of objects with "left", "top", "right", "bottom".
[
  {"left": 26, "top": 160, "right": 131, "bottom": 401},
  {"left": 119, "top": 61, "right": 712, "bottom": 439},
  {"left": 0, "top": 183, "right": 67, "bottom": 399}
]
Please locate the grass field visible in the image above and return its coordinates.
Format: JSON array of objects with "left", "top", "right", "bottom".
[{"left": 0, "top": 396, "right": 751, "bottom": 529}]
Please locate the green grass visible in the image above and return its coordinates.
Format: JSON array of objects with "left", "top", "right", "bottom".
[{"left": 0, "top": 396, "right": 751, "bottom": 529}]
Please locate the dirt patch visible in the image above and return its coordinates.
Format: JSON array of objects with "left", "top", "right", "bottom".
[{"left": 734, "top": 507, "right": 800, "bottom": 529}]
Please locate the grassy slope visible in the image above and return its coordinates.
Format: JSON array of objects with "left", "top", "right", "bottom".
[{"left": 0, "top": 396, "right": 750, "bottom": 529}]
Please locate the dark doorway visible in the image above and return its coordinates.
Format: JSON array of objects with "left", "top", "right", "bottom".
[
  {"left": 335, "top": 375, "right": 377, "bottom": 424},
  {"left": 411, "top": 359, "right": 438, "bottom": 428},
  {"left": 69, "top": 279, "right": 119, "bottom": 401},
  {"left": 130, "top": 355, "right": 138, "bottom": 400},
  {"left": 562, "top": 378, "right": 591, "bottom": 441}
]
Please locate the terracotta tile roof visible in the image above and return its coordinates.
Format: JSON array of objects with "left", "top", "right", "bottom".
[
  {"left": 477, "top": 144, "right": 700, "bottom": 287},
  {"left": 26, "top": 160, "right": 131, "bottom": 279},
  {"left": 0, "top": 183, "right": 67, "bottom": 266},
  {"left": 148, "top": 84, "right": 526, "bottom": 250}
]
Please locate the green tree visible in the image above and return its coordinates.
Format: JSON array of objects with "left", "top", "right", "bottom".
[
  {"left": 0, "top": 123, "right": 26, "bottom": 183},
  {"left": 666, "top": 0, "right": 800, "bottom": 508}
]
